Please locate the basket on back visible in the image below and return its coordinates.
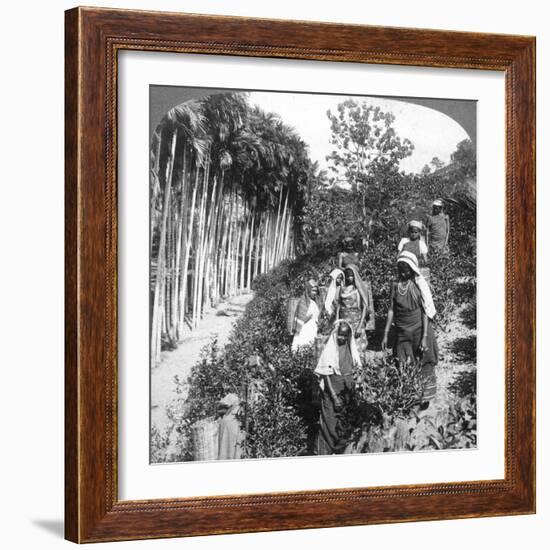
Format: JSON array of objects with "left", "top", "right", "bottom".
[
  {"left": 286, "top": 297, "right": 300, "bottom": 335},
  {"left": 191, "top": 417, "right": 219, "bottom": 461}
]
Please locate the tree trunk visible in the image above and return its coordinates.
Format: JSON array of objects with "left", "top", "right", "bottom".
[
  {"left": 151, "top": 128, "right": 177, "bottom": 364},
  {"left": 239, "top": 201, "right": 250, "bottom": 291},
  {"left": 246, "top": 203, "right": 256, "bottom": 289},
  {"left": 192, "top": 155, "right": 208, "bottom": 328},
  {"left": 177, "top": 155, "right": 200, "bottom": 336}
]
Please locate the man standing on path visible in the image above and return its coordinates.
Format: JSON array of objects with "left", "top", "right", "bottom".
[{"left": 425, "top": 199, "right": 450, "bottom": 252}]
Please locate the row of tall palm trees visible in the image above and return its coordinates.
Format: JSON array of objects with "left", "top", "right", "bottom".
[{"left": 150, "top": 92, "right": 312, "bottom": 364}]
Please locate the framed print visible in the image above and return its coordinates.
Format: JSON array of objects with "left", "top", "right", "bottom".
[{"left": 65, "top": 7, "right": 536, "bottom": 543}]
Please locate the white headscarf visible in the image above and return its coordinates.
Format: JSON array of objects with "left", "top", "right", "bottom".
[
  {"left": 324, "top": 268, "right": 344, "bottom": 317},
  {"left": 314, "top": 320, "right": 362, "bottom": 378},
  {"left": 397, "top": 251, "right": 436, "bottom": 319},
  {"left": 219, "top": 393, "right": 240, "bottom": 414}
]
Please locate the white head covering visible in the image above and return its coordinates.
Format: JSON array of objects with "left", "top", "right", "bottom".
[
  {"left": 396, "top": 252, "right": 436, "bottom": 319},
  {"left": 408, "top": 220, "right": 423, "bottom": 230},
  {"left": 314, "top": 320, "right": 362, "bottom": 378},
  {"left": 397, "top": 250, "right": 421, "bottom": 275},
  {"left": 432, "top": 199, "right": 444, "bottom": 207},
  {"left": 219, "top": 393, "right": 240, "bottom": 412},
  {"left": 324, "top": 268, "right": 344, "bottom": 317}
]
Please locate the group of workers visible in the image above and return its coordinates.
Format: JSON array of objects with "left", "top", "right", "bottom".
[
  {"left": 289, "top": 199, "right": 451, "bottom": 455},
  {"left": 214, "top": 199, "right": 451, "bottom": 459}
]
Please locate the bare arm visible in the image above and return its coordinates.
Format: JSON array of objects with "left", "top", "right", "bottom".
[
  {"left": 381, "top": 284, "right": 395, "bottom": 351},
  {"left": 445, "top": 215, "right": 450, "bottom": 247},
  {"left": 357, "top": 297, "right": 368, "bottom": 337},
  {"left": 425, "top": 217, "right": 430, "bottom": 246},
  {"left": 420, "top": 311, "right": 429, "bottom": 352}
]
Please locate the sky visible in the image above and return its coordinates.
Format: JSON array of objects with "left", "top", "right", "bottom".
[{"left": 248, "top": 91, "right": 469, "bottom": 175}]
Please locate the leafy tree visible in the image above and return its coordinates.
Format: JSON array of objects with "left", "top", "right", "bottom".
[
  {"left": 326, "top": 100, "right": 414, "bottom": 192},
  {"left": 325, "top": 100, "right": 414, "bottom": 244},
  {"left": 150, "top": 93, "right": 314, "bottom": 361},
  {"left": 300, "top": 186, "right": 364, "bottom": 255},
  {"left": 152, "top": 99, "right": 479, "bottom": 462},
  {"left": 421, "top": 164, "right": 432, "bottom": 175},
  {"left": 430, "top": 156, "right": 445, "bottom": 171},
  {"left": 450, "top": 138, "right": 476, "bottom": 179}
]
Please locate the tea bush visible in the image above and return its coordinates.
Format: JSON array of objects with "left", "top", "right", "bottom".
[
  {"left": 167, "top": 165, "right": 478, "bottom": 459},
  {"left": 170, "top": 263, "right": 323, "bottom": 460}
]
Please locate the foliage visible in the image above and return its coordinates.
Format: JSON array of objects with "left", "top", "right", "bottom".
[
  {"left": 150, "top": 425, "right": 171, "bottom": 463},
  {"left": 299, "top": 186, "right": 365, "bottom": 254},
  {"left": 343, "top": 360, "right": 477, "bottom": 454},
  {"left": 326, "top": 100, "right": 414, "bottom": 191},
  {"left": 151, "top": 92, "right": 315, "bottom": 362},
  {"left": 301, "top": 141, "right": 477, "bottom": 328},
  {"left": 240, "top": 345, "right": 317, "bottom": 458},
  {"left": 155, "top": 112, "right": 480, "bottom": 461},
  {"left": 448, "top": 368, "right": 477, "bottom": 398},
  {"left": 163, "top": 213, "right": 478, "bottom": 459},
  {"left": 451, "top": 138, "right": 476, "bottom": 179},
  {"left": 409, "top": 394, "right": 477, "bottom": 451},
  {"left": 430, "top": 157, "right": 445, "bottom": 171},
  {"left": 400, "top": 370, "right": 477, "bottom": 452},
  {"left": 170, "top": 264, "right": 321, "bottom": 460},
  {"left": 353, "top": 355, "right": 426, "bottom": 418}
]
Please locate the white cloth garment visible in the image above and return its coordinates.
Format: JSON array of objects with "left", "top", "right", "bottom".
[
  {"left": 314, "top": 320, "right": 362, "bottom": 378},
  {"left": 398, "top": 237, "right": 428, "bottom": 255},
  {"left": 415, "top": 275, "right": 436, "bottom": 319},
  {"left": 324, "top": 268, "right": 344, "bottom": 317},
  {"left": 291, "top": 299, "right": 320, "bottom": 351}
]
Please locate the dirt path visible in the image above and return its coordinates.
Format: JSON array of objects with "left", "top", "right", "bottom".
[
  {"left": 151, "top": 292, "right": 253, "bottom": 435},
  {"left": 432, "top": 304, "right": 476, "bottom": 408}
]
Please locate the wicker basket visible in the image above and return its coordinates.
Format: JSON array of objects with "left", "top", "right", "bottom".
[
  {"left": 286, "top": 297, "right": 300, "bottom": 334},
  {"left": 191, "top": 417, "right": 219, "bottom": 461}
]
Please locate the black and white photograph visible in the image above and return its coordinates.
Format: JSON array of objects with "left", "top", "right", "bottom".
[
  {"left": 149, "top": 86, "right": 477, "bottom": 463},
  {"left": 2, "top": 0, "right": 544, "bottom": 547}
]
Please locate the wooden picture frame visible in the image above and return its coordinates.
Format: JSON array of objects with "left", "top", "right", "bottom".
[{"left": 65, "top": 6, "right": 536, "bottom": 543}]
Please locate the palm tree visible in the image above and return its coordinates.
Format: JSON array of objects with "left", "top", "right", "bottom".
[
  {"left": 150, "top": 92, "right": 313, "bottom": 364},
  {"left": 150, "top": 125, "right": 177, "bottom": 363}
]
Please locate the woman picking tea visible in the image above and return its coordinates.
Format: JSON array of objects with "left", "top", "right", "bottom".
[{"left": 381, "top": 251, "right": 438, "bottom": 404}]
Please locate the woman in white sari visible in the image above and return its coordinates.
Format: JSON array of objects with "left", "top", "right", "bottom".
[
  {"left": 324, "top": 268, "right": 344, "bottom": 318},
  {"left": 291, "top": 279, "right": 320, "bottom": 352}
]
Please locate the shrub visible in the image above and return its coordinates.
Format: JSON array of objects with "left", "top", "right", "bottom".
[
  {"left": 448, "top": 368, "right": 477, "bottom": 398},
  {"left": 405, "top": 393, "right": 477, "bottom": 451},
  {"left": 342, "top": 354, "right": 425, "bottom": 452},
  {"left": 169, "top": 161, "right": 478, "bottom": 458},
  {"left": 174, "top": 264, "right": 322, "bottom": 460},
  {"left": 240, "top": 345, "right": 316, "bottom": 458},
  {"left": 150, "top": 425, "right": 171, "bottom": 462},
  {"left": 353, "top": 354, "right": 425, "bottom": 418}
]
